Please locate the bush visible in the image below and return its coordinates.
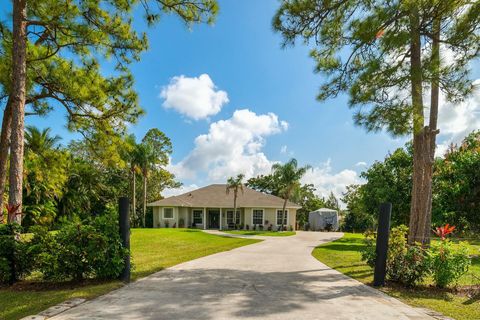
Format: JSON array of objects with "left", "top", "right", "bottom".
[
  {"left": 361, "top": 225, "right": 429, "bottom": 287},
  {"left": 428, "top": 240, "right": 470, "bottom": 288},
  {"left": 0, "top": 223, "right": 32, "bottom": 284},
  {"left": 31, "top": 212, "right": 128, "bottom": 281}
]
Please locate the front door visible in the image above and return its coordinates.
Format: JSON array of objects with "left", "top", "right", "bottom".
[{"left": 208, "top": 210, "right": 220, "bottom": 229}]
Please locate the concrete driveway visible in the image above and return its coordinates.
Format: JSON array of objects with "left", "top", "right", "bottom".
[{"left": 52, "top": 231, "right": 433, "bottom": 320}]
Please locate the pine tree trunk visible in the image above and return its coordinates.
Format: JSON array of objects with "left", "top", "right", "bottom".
[
  {"left": 423, "top": 17, "right": 441, "bottom": 244},
  {"left": 9, "top": 0, "right": 28, "bottom": 224},
  {"left": 0, "top": 98, "right": 13, "bottom": 216},
  {"left": 407, "top": 8, "right": 431, "bottom": 245},
  {"left": 143, "top": 171, "right": 147, "bottom": 228}
]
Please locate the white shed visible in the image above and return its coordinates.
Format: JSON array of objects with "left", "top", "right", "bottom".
[{"left": 308, "top": 208, "right": 339, "bottom": 231}]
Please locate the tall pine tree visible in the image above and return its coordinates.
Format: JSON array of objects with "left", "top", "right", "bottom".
[{"left": 273, "top": 0, "right": 479, "bottom": 244}]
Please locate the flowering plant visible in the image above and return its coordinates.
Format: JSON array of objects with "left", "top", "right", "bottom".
[{"left": 433, "top": 224, "right": 455, "bottom": 240}]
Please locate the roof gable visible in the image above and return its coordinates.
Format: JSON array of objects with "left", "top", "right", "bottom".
[{"left": 148, "top": 184, "right": 301, "bottom": 209}]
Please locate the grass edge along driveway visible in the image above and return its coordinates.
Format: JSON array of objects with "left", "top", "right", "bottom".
[
  {"left": 312, "top": 233, "right": 480, "bottom": 320},
  {"left": 224, "top": 230, "right": 296, "bottom": 237},
  {"left": 1, "top": 228, "right": 260, "bottom": 320}
]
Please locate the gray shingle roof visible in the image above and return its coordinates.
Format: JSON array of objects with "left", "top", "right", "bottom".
[{"left": 148, "top": 184, "right": 301, "bottom": 209}]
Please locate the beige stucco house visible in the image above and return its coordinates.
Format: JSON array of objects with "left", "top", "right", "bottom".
[{"left": 148, "top": 184, "right": 301, "bottom": 230}]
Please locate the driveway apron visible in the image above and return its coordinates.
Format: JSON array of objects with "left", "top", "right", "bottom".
[{"left": 51, "top": 231, "right": 433, "bottom": 320}]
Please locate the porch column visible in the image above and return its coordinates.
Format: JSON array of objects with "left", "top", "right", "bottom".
[
  {"left": 203, "top": 207, "right": 206, "bottom": 230},
  {"left": 219, "top": 208, "right": 222, "bottom": 230}
]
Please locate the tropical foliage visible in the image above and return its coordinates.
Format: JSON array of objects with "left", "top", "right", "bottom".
[
  {"left": 343, "top": 131, "right": 480, "bottom": 234},
  {"left": 361, "top": 224, "right": 470, "bottom": 288},
  {"left": 246, "top": 159, "right": 329, "bottom": 228}
]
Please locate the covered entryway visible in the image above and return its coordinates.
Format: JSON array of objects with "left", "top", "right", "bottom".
[{"left": 208, "top": 209, "right": 220, "bottom": 229}]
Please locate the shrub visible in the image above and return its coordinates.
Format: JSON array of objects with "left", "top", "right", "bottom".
[
  {"left": 361, "top": 225, "right": 429, "bottom": 287},
  {"left": 428, "top": 240, "right": 470, "bottom": 288},
  {"left": 0, "top": 223, "right": 32, "bottom": 284},
  {"left": 31, "top": 212, "right": 128, "bottom": 281}
]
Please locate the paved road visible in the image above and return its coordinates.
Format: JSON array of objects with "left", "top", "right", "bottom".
[{"left": 52, "top": 231, "right": 433, "bottom": 320}]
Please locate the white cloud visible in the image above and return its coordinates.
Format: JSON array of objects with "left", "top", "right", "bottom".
[
  {"left": 301, "top": 159, "right": 363, "bottom": 207},
  {"left": 355, "top": 161, "right": 367, "bottom": 167},
  {"left": 160, "top": 74, "right": 229, "bottom": 120},
  {"left": 168, "top": 109, "right": 288, "bottom": 182},
  {"left": 434, "top": 79, "right": 480, "bottom": 157},
  {"left": 280, "top": 145, "right": 288, "bottom": 154}
]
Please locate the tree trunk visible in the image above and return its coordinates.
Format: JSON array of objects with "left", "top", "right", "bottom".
[
  {"left": 9, "top": 0, "right": 28, "bottom": 225},
  {"left": 281, "top": 197, "right": 287, "bottom": 231},
  {"left": 142, "top": 171, "right": 147, "bottom": 228},
  {"left": 407, "top": 8, "right": 432, "bottom": 245},
  {"left": 233, "top": 190, "right": 237, "bottom": 229},
  {"left": 0, "top": 98, "right": 13, "bottom": 217},
  {"left": 423, "top": 17, "right": 441, "bottom": 244}
]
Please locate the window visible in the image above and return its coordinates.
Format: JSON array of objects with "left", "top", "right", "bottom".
[
  {"left": 193, "top": 210, "right": 203, "bottom": 224},
  {"left": 227, "top": 210, "right": 240, "bottom": 225},
  {"left": 252, "top": 209, "right": 263, "bottom": 225},
  {"left": 163, "top": 208, "right": 174, "bottom": 219},
  {"left": 276, "top": 210, "right": 288, "bottom": 225}
]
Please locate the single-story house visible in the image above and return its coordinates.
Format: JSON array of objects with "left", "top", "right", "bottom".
[{"left": 148, "top": 184, "right": 301, "bottom": 230}]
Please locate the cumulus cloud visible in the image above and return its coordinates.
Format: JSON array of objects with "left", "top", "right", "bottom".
[
  {"left": 434, "top": 79, "right": 480, "bottom": 157},
  {"left": 168, "top": 109, "right": 288, "bottom": 181},
  {"left": 160, "top": 74, "right": 229, "bottom": 120},
  {"left": 301, "top": 159, "right": 363, "bottom": 206},
  {"left": 355, "top": 161, "right": 367, "bottom": 167}
]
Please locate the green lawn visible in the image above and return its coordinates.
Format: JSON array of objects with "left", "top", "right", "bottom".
[
  {"left": 224, "top": 230, "right": 296, "bottom": 237},
  {"left": 0, "top": 228, "right": 260, "bottom": 320},
  {"left": 312, "top": 233, "right": 480, "bottom": 320}
]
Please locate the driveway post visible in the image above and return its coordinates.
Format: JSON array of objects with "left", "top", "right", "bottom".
[{"left": 373, "top": 202, "right": 391, "bottom": 287}]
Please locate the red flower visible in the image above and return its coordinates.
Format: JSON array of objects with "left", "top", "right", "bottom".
[
  {"left": 433, "top": 223, "right": 456, "bottom": 240},
  {"left": 5, "top": 204, "right": 21, "bottom": 224}
]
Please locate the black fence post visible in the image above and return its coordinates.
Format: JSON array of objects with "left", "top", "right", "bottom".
[
  {"left": 373, "top": 202, "right": 392, "bottom": 287},
  {"left": 118, "top": 197, "right": 130, "bottom": 283}
]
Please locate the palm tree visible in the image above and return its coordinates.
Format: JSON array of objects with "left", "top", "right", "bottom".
[
  {"left": 272, "top": 158, "right": 311, "bottom": 231},
  {"left": 124, "top": 135, "right": 141, "bottom": 226},
  {"left": 226, "top": 174, "right": 245, "bottom": 229},
  {"left": 137, "top": 129, "right": 172, "bottom": 227},
  {"left": 136, "top": 143, "right": 158, "bottom": 227},
  {"left": 25, "top": 126, "right": 61, "bottom": 154}
]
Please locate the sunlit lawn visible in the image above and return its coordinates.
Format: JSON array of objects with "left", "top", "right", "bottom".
[
  {"left": 224, "top": 230, "right": 296, "bottom": 237},
  {"left": 1, "top": 228, "right": 260, "bottom": 320},
  {"left": 312, "top": 233, "right": 480, "bottom": 320}
]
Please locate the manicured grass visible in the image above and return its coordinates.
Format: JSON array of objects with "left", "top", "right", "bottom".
[
  {"left": 0, "top": 228, "right": 260, "bottom": 320},
  {"left": 224, "top": 230, "right": 296, "bottom": 237},
  {"left": 312, "top": 233, "right": 480, "bottom": 320}
]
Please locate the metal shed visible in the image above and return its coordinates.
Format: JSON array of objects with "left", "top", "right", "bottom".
[{"left": 308, "top": 208, "right": 339, "bottom": 231}]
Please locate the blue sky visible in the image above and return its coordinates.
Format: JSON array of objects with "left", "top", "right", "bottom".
[{"left": 5, "top": 0, "right": 480, "bottom": 200}]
